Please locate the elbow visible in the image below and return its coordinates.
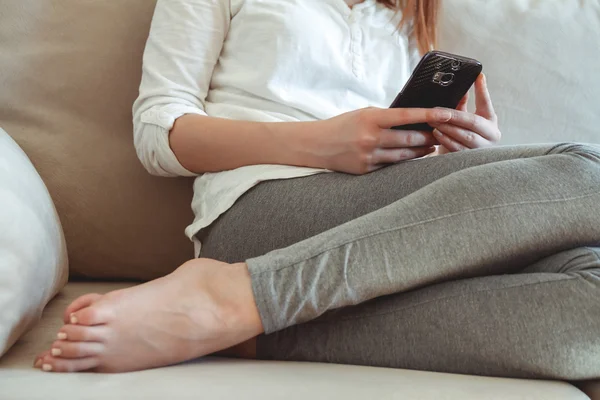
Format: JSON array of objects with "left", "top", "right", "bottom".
[
  {"left": 132, "top": 101, "right": 208, "bottom": 177},
  {"left": 133, "top": 119, "right": 198, "bottom": 178},
  {"left": 135, "top": 145, "right": 179, "bottom": 178}
]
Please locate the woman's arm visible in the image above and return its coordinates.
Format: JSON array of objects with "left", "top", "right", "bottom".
[
  {"left": 169, "top": 114, "right": 324, "bottom": 173},
  {"left": 171, "top": 108, "right": 451, "bottom": 175},
  {"left": 133, "top": 0, "right": 327, "bottom": 176},
  {"left": 133, "top": 0, "right": 447, "bottom": 177},
  {"left": 132, "top": 0, "right": 232, "bottom": 177}
]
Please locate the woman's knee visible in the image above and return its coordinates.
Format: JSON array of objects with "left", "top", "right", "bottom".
[
  {"left": 522, "top": 247, "right": 600, "bottom": 274},
  {"left": 547, "top": 142, "right": 600, "bottom": 161}
]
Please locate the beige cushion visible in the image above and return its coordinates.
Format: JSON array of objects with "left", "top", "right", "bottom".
[
  {"left": 0, "top": 128, "right": 68, "bottom": 357},
  {"left": 1, "top": 0, "right": 599, "bottom": 281},
  {"left": 0, "top": 282, "right": 590, "bottom": 400},
  {"left": 0, "top": 0, "right": 193, "bottom": 280},
  {"left": 439, "top": 0, "right": 600, "bottom": 146}
]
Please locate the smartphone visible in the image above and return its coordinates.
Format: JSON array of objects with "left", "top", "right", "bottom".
[{"left": 390, "top": 51, "right": 483, "bottom": 131}]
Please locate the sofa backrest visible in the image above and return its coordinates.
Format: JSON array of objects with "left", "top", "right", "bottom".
[
  {"left": 0, "top": 0, "right": 598, "bottom": 279},
  {"left": 440, "top": 1, "right": 600, "bottom": 145},
  {"left": 0, "top": 0, "right": 191, "bottom": 280}
]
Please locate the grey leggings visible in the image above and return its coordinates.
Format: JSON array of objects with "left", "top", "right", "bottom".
[{"left": 199, "top": 143, "right": 600, "bottom": 380}]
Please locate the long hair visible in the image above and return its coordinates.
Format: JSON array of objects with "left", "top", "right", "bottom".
[{"left": 377, "top": 0, "right": 440, "bottom": 55}]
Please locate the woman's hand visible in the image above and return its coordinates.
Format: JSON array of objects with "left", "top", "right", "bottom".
[
  {"left": 312, "top": 107, "right": 453, "bottom": 175},
  {"left": 430, "top": 74, "right": 502, "bottom": 154}
]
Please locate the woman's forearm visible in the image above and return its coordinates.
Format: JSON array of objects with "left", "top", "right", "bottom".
[{"left": 169, "top": 114, "right": 325, "bottom": 174}]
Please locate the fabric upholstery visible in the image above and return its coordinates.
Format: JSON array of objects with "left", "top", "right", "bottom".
[
  {"left": 0, "top": 0, "right": 598, "bottom": 396},
  {"left": 0, "top": 282, "right": 590, "bottom": 400},
  {"left": 0, "top": 128, "right": 68, "bottom": 357},
  {"left": 439, "top": 0, "right": 600, "bottom": 146},
  {"left": 0, "top": 0, "right": 599, "bottom": 280},
  {"left": 0, "top": 0, "right": 193, "bottom": 280}
]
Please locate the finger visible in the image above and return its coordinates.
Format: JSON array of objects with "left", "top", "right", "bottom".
[
  {"left": 63, "top": 293, "right": 102, "bottom": 324},
  {"left": 475, "top": 74, "right": 497, "bottom": 121},
  {"left": 376, "top": 107, "right": 452, "bottom": 129},
  {"left": 379, "top": 130, "right": 437, "bottom": 148},
  {"left": 457, "top": 91, "right": 469, "bottom": 112},
  {"left": 429, "top": 123, "right": 490, "bottom": 149},
  {"left": 435, "top": 145, "right": 450, "bottom": 156},
  {"left": 433, "top": 109, "right": 500, "bottom": 142},
  {"left": 372, "top": 146, "right": 436, "bottom": 164},
  {"left": 433, "top": 129, "right": 469, "bottom": 152}
]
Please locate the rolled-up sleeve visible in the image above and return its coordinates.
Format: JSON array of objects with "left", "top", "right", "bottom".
[{"left": 132, "top": 0, "right": 231, "bottom": 177}]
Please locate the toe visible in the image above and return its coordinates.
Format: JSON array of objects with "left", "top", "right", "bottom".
[
  {"left": 63, "top": 293, "right": 102, "bottom": 324},
  {"left": 51, "top": 340, "right": 104, "bottom": 359},
  {"left": 58, "top": 324, "right": 109, "bottom": 342},
  {"left": 41, "top": 354, "right": 100, "bottom": 373},
  {"left": 33, "top": 350, "right": 51, "bottom": 368},
  {"left": 70, "top": 304, "right": 114, "bottom": 326}
]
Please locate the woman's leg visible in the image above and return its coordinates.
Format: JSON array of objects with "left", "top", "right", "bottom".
[
  {"left": 37, "top": 143, "right": 600, "bottom": 374},
  {"left": 202, "top": 143, "right": 600, "bottom": 333},
  {"left": 256, "top": 246, "right": 600, "bottom": 380},
  {"left": 200, "top": 144, "right": 564, "bottom": 262}
]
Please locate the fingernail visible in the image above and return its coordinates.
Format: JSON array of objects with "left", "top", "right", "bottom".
[
  {"left": 70, "top": 314, "right": 78, "bottom": 324},
  {"left": 433, "top": 129, "right": 443, "bottom": 137},
  {"left": 51, "top": 348, "right": 62, "bottom": 357},
  {"left": 434, "top": 109, "right": 452, "bottom": 122},
  {"left": 34, "top": 359, "right": 42, "bottom": 368},
  {"left": 57, "top": 332, "right": 67, "bottom": 340},
  {"left": 42, "top": 364, "right": 53, "bottom": 372}
]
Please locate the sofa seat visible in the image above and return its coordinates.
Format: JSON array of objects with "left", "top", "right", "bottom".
[{"left": 0, "top": 282, "right": 590, "bottom": 400}]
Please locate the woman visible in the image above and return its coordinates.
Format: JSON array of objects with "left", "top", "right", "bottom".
[{"left": 35, "top": 0, "right": 600, "bottom": 379}]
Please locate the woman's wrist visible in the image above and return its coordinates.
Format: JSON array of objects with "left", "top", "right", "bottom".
[{"left": 263, "top": 119, "right": 329, "bottom": 170}]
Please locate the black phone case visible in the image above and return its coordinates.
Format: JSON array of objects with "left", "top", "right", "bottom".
[{"left": 390, "top": 51, "right": 482, "bottom": 131}]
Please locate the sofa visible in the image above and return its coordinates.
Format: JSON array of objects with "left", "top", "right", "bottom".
[{"left": 1, "top": 0, "right": 599, "bottom": 399}]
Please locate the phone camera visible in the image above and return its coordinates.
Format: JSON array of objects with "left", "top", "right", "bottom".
[
  {"left": 433, "top": 72, "right": 455, "bottom": 87},
  {"left": 451, "top": 60, "right": 462, "bottom": 71}
]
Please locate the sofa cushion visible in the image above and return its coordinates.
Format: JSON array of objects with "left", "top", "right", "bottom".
[
  {"left": 0, "top": 281, "right": 590, "bottom": 400},
  {"left": 439, "top": 0, "right": 600, "bottom": 145},
  {"left": 0, "top": 0, "right": 598, "bottom": 282},
  {"left": 0, "top": 128, "right": 68, "bottom": 357},
  {"left": 0, "top": 0, "right": 194, "bottom": 280}
]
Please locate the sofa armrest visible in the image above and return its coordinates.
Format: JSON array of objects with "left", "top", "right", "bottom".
[{"left": 577, "top": 380, "right": 600, "bottom": 400}]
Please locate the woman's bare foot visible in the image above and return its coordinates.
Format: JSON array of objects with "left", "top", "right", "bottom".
[{"left": 33, "top": 258, "right": 263, "bottom": 373}]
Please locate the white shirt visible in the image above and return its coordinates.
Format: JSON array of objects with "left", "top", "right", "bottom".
[{"left": 132, "top": 0, "right": 420, "bottom": 256}]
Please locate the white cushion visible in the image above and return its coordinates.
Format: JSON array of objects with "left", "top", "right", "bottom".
[
  {"left": 439, "top": 0, "right": 600, "bottom": 145},
  {"left": 0, "top": 128, "right": 68, "bottom": 356}
]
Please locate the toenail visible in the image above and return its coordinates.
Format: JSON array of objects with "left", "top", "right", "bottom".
[
  {"left": 70, "top": 314, "right": 78, "bottom": 324},
  {"left": 42, "top": 364, "right": 53, "bottom": 372},
  {"left": 34, "top": 359, "right": 42, "bottom": 368},
  {"left": 57, "top": 332, "right": 67, "bottom": 340},
  {"left": 51, "top": 348, "right": 62, "bottom": 356}
]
